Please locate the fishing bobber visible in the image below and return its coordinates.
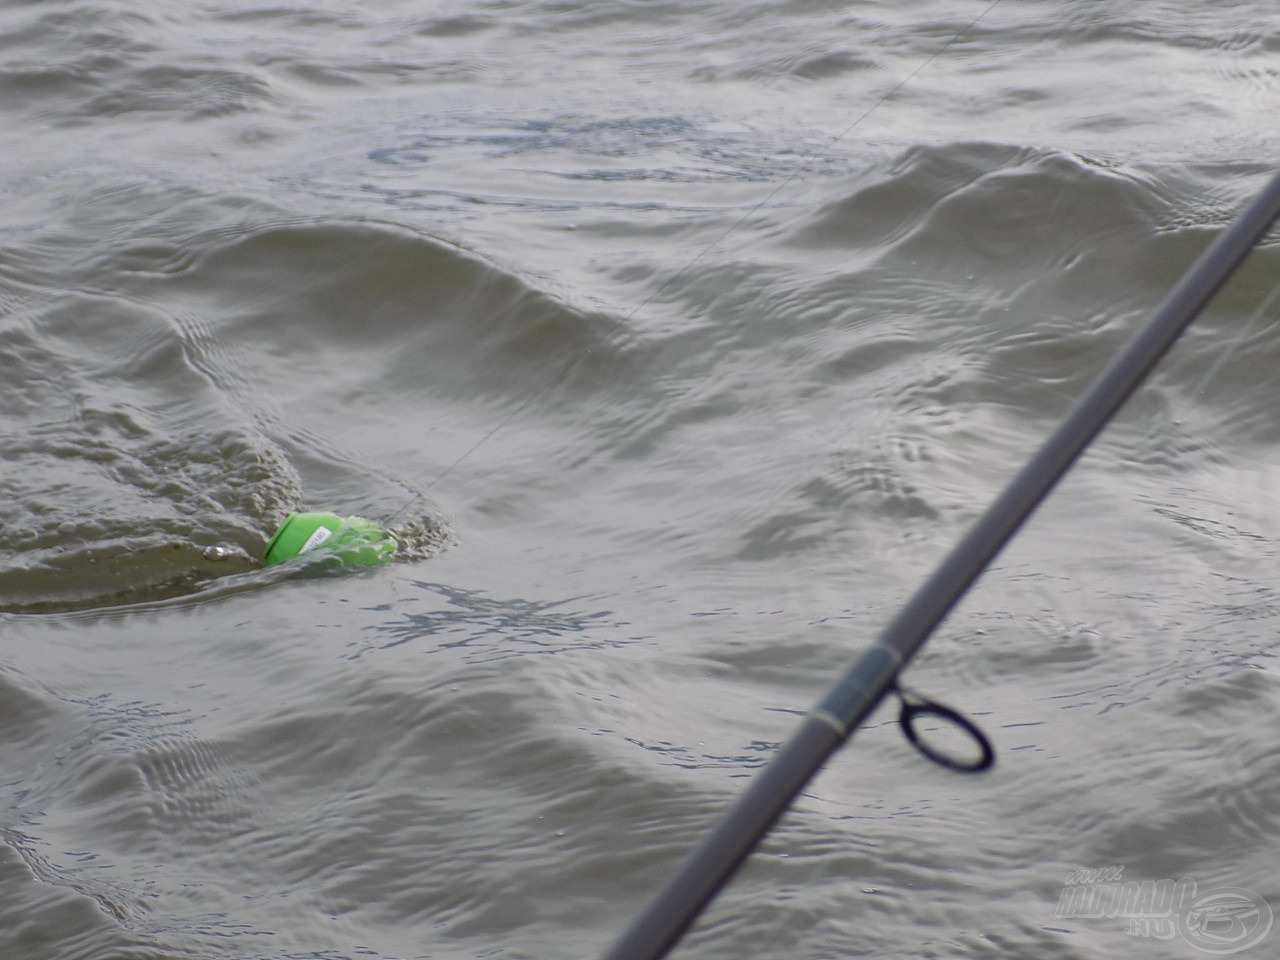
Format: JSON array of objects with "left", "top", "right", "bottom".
[{"left": 263, "top": 512, "right": 397, "bottom": 566}]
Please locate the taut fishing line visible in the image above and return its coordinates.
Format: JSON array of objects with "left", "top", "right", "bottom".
[
  {"left": 1188, "top": 244, "right": 1280, "bottom": 401},
  {"left": 599, "top": 170, "right": 1280, "bottom": 960},
  {"left": 346, "top": 0, "right": 1277, "bottom": 955},
  {"left": 385, "top": 0, "right": 1005, "bottom": 527}
]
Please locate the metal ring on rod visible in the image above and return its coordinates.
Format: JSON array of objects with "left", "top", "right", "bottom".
[{"left": 896, "top": 689, "right": 995, "bottom": 773}]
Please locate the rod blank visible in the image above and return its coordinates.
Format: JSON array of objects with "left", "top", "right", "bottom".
[{"left": 601, "top": 167, "right": 1280, "bottom": 960}]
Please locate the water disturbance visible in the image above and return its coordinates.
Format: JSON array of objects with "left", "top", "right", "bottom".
[{"left": 1, "top": 2, "right": 1278, "bottom": 959}]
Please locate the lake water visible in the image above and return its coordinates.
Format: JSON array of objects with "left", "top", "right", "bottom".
[{"left": 2, "top": 2, "right": 1279, "bottom": 958}]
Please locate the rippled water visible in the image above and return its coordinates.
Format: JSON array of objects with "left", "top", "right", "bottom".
[{"left": 3, "top": 2, "right": 1280, "bottom": 958}]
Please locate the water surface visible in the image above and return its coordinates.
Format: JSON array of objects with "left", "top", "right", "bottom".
[{"left": 2, "top": 2, "right": 1279, "bottom": 958}]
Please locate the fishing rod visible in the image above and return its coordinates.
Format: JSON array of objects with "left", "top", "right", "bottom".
[{"left": 602, "top": 167, "right": 1280, "bottom": 960}]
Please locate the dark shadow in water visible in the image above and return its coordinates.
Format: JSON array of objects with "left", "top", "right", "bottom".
[{"left": 348, "top": 579, "right": 633, "bottom": 663}]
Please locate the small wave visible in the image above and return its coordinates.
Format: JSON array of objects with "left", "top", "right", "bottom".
[{"left": 0, "top": 5, "right": 273, "bottom": 124}]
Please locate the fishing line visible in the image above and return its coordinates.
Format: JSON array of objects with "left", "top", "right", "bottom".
[
  {"left": 1187, "top": 243, "right": 1280, "bottom": 401},
  {"left": 600, "top": 168, "right": 1280, "bottom": 960},
  {"left": 385, "top": 0, "right": 1004, "bottom": 526}
]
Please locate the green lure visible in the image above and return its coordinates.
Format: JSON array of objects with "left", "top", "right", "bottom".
[{"left": 263, "top": 512, "right": 396, "bottom": 567}]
